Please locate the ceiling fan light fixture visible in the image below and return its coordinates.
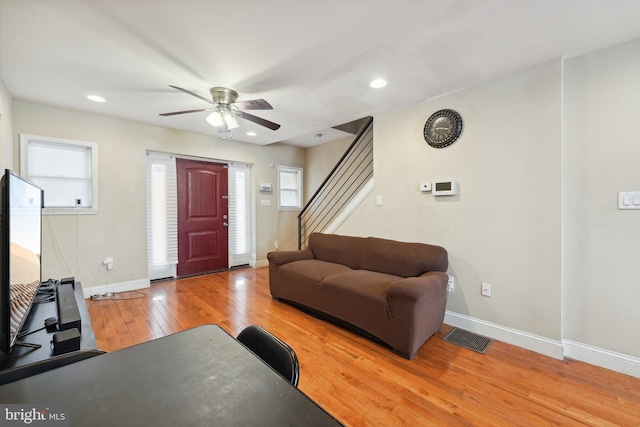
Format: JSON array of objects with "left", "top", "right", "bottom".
[
  {"left": 225, "top": 112, "right": 238, "bottom": 130},
  {"left": 161, "top": 85, "right": 280, "bottom": 132},
  {"left": 206, "top": 108, "right": 239, "bottom": 132},
  {"left": 206, "top": 110, "right": 224, "bottom": 127}
]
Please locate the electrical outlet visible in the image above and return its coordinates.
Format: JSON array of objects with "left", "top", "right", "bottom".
[
  {"left": 274, "top": 241, "right": 279, "bottom": 250},
  {"left": 103, "top": 257, "right": 114, "bottom": 270},
  {"left": 481, "top": 282, "right": 491, "bottom": 297},
  {"left": 447, "top": 275, "right": 455, "bottom": 292}
]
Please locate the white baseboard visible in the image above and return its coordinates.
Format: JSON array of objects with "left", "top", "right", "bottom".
[
  {"left": 445, "top": 311, "right": 640, "bottom": 379},
  {"left": 83, "top": 278, "right": 150, "bottom": 299},
  {"left": 251, "top": 259, "right": 269, "bottom": 268},
  {"left": 444, "top": 311, "right": 564, "bottom": 360},
  {"left": 563, "top": 339, "right": 640, "bottom": 379}
]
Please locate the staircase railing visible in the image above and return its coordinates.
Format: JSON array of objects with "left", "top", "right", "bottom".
[{"left": 297, "top": 117, "right": 374, "bottom": 249}]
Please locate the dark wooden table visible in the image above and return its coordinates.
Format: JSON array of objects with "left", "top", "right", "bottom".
[{"left": 0, "top": 324, "right": 343, "bottom": 426}]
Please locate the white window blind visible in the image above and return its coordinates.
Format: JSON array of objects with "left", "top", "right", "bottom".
[
  {"left": 20, "top": 134, "right": 98, "bottom": 212},
  {"left": 146, "top": 153, "right": 178, "bottom": 277},
  {"left": 228, "top": 163, "right": 251, "bottom": 267},
  {"left": 278, "top": 166, "right": 303, "bottom": 210}
]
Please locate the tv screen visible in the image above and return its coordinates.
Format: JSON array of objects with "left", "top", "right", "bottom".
[{"left": 0, "top": 169, "right": 43, "bottom": 353}]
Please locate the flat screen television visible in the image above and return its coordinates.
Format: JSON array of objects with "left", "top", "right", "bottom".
[{"left": 0, "top": 169, "right": 44, "bottom": 353}]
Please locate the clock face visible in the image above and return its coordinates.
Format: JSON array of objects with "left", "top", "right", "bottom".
[{"left": 423, "top": 109, "right": 463, "bottom": 148}]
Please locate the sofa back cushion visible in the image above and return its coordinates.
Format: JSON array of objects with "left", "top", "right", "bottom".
[
  {"left": 308, "top": 233, "right": 362, "bottom": 270},
  {"left": 359, "top": 236, "right": 448, "bottom": 277},
  {"left": 308, "top": 233, "right": 448, "bottom": 277}
]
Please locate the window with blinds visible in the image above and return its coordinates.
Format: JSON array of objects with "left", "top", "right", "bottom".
[
  {"left": 228, "top": 163, "right": 251, "bottom": 267},
  {"left": 146, "top": 153, "right": 178, "bottom": 280},
  {"left": 278, "top": 166, "right": 303, "bottom": 210},
  {"left": 19, "top": 134, "right": 98, "bottom": 214}
]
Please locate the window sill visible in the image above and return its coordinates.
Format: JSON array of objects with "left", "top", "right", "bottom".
[{"left": 43, "top": 208, "right": 99, "bottom": 215}]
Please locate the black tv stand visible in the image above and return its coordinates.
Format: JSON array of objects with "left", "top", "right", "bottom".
[{"left": 0, "top": 281, "right": 96, "bottom": 371}]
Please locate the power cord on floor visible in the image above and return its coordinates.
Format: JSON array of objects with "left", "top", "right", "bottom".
[{"left": 90, "top": 290, "right": 147, "bottom": 301}]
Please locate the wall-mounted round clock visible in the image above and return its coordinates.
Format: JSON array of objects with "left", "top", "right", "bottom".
[{"left": 423, "top": 109, "right": 463, "bottom": 149}]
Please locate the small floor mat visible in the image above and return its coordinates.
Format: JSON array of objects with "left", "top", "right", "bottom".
[{"left": 442, "top": 328, "right": 493, "bottom": 354}]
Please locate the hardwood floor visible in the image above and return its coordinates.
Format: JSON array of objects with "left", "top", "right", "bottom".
[{"left": 86, "top": 268, "right": 640, "bottom": 426}]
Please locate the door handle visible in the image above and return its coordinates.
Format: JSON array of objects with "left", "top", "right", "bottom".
[{"left": 223, "top": 223, "right": 229, "bottom": 227}]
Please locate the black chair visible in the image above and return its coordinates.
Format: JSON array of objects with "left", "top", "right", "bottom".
[{"left": 237, "top": 325, "right": 300, "bottom": 387}]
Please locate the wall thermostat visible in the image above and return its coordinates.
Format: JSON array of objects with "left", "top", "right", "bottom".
[
  {"left": 259, "top": 181, "right": 272, "bottom": 192},
  {"left": 420, "top": 182, "right": 432, "bottom": 192},
  {"left": 432, "top": 180, "right": 458, "bottom": 196}
]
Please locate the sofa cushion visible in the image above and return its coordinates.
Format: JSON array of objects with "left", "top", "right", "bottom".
[
  {"left": 322, "top": 270, "right": 398, "bottom": 299},
  {"left": 320, "top": 270, "right": 399, "bottom": 334},
  {"left": 309, "top": 233, "right": 448, "bottom": 278},
  {"left": 278, "top": 259, "right": 353, "bottom": 283},
  {"left": 359, "top": 237, "right": 448, "bottom": 277},
  {"left": 308, "top": 233, "right": 363, "bottom": 270}
]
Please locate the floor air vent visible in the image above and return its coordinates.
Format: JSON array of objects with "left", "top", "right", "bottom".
[{"left": 442, "top": 328, "right": 493, "bottom": 354}]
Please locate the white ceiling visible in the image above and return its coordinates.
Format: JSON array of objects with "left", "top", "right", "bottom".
[{"left": 2, "top": 1, "right": 640, "bottom": 147}]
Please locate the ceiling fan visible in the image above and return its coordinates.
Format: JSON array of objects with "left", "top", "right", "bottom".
[{"left": 160, "top": 85, "right": 281, "bottom": 133}]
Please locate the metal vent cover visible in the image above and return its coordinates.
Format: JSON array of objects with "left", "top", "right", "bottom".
[{"left": 442, "top": 328, "right": 493, "bottom": 354}]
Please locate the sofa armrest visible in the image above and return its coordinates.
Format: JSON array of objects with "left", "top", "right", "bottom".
[
  {"left": 387, "top": 271, "right": 448, "bottom": 358},
  {"left": 267, "top": 247, "right": 314, "bottom": 267},
  {"left": 387, "top": 271, "right": 448, "bottom": 301}
]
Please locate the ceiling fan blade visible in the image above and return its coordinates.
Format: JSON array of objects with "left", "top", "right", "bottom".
[
  {"left": 232, "top": 99, "right": 273, "bottom": 110},
  {"left": 159, "top": 108, "right": 208, "bottom": 116},
  {"left": 239, "top": 112, "right": 281, "bottom": 130},
  {"left": 168, "top": 85, "right": 215, "bottom": 105}
]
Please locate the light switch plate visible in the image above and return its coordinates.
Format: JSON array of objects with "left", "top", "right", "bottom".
[{"left": 618, "top": 192, "right": 640, "bottom": 209}]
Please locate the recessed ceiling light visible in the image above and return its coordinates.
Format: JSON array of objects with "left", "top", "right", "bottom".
[
  {"left": 87, "top": 95, "right": 106, "bottom": 103},
  {"left": 370, "top": 78, "right": 387, "bottom": 89},
  {"left": 246, "top": 131, "right": 257, "bottom": 136}
]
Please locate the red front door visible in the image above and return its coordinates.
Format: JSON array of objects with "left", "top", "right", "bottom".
[{"left": 177, "top": 159, "right": 228, "bottom": 276}]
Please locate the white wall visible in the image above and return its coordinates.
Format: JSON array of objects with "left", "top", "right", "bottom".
[
  {"left": 12, "top": 101, "right": 304, "bottom": 295},
  {"left": 0, "top": 80, "right": 13, "bottom": 171},
  {"left": 563, "top": 39, "right": 640, "bottom": 359}
]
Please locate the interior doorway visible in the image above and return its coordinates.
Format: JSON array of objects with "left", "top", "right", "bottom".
[{"left": 176, "top": 158, "right": 228, "bottom": 276}]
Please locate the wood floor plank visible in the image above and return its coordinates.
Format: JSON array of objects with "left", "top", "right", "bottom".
[{"left": 86, "top": 268, "right": 640, "bottom": 426}]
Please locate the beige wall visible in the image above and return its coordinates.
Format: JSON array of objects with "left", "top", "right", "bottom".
[
  {"left": 563, "top": 39, "right": 640, "bottom": 357},
  {"left": 12, "top": 101, "right": 304, "bottom": 295},
  {"left": 0, "top": 80, "right": 13, "bottom": 171},
  {"left": 338, "top": 59, "right": 564, "bottom": 342},
  {"left": 305, "top": 136, "right": 352, "bottom": 202}
]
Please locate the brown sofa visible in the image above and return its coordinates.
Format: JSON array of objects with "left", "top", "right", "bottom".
[{"left": 267, "top": 233, "right": 449, "bottom": 359}]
